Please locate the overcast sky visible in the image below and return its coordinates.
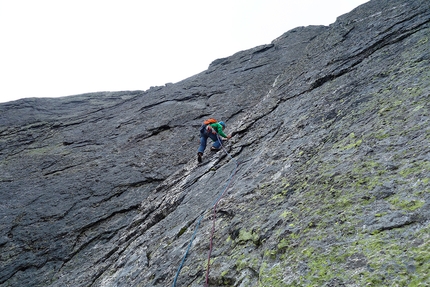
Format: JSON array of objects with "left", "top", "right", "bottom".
[{"left": 0, "top": 0, "right": 369, "bottom": 103}]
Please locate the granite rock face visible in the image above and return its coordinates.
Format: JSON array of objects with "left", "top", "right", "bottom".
[{"left": 1, "top": 0, "right": 429, "bottom": 286}]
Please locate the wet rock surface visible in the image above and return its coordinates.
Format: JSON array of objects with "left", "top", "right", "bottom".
[{"left": 1, "top": 0, "right": 429, "bottom": 286}]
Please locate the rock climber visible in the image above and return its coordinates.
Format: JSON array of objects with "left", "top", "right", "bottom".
[{"left": 197, "top": 118, "right": 232, "bottom": 163}]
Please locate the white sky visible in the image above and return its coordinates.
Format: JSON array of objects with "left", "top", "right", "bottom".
[{"left": 0, "top": 0, "right": 369, "bottom": 103}]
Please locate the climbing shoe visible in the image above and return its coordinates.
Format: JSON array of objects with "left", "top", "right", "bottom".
[
  {"left": 197, "top": 152, "right": 203, "bottom": 163},
  {"left": 210, "top": 147, "right": 220, "bottom": 151}
]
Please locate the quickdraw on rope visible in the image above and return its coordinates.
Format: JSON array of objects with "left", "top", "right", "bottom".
[{"left": 172, "top": 132, "right": 239, "bottom": 287}]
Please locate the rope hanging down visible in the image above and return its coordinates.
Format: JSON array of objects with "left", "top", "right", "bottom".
[
  {"left": 205, "top": 134, "right": 238, "bottom": 286},
  {"left": 172, "top": 134, "right": 239, "bottom": 287},
  {"left": 172, "top": 214, "right": 203, "bottom": 287}
]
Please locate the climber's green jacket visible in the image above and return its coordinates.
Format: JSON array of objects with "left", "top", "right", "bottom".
[{"left": 209, "top": 122, "right": 228, "bottom": 138}]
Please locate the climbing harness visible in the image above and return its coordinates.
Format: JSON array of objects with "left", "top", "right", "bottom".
[{"left": 172, "top": 133, "right": 239, "bottom": 287}]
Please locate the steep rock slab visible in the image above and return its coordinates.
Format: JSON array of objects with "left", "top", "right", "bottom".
[
  {"left": 0, "top": 14, "right": 310, "bottom": 287},
  {"left": 95, "top": 0, "right": 428, "bottom": 286},
  {"left": 0, "top": 0, "right": 429, "bottom": 286}
]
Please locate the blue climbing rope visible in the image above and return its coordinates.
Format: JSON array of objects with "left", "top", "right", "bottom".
[
  {"left": 172, "top": 214, "right": 203, "bottom": 287},
  {"left": 172, "top": 132, "right": 238, "bottom": 287}
]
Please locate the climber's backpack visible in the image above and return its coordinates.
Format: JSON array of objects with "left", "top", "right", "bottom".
[
  {"left": 200, "top": 118, "right": 218, "bottom": 134},
  {"left": 203, "top": 118, "right": 217, "bottom": 125}
]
